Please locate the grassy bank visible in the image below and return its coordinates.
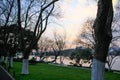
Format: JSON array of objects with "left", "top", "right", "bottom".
[{"left": 11, "top": 62, "right": 120, "bottom": 80}]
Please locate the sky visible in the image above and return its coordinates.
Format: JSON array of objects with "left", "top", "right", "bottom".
[
  {"left": 59, "top": 0, "right": 97, "bottom": 41},
  {"left": 45, "top": 0, "right": 118, "bottom": 48}
]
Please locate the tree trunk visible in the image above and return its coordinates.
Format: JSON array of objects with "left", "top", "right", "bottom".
[
  {"left": 10, "top": 57, "right": 13, "bottom": 67},
  {"left": 59, "top": 52, "right": 63, "bottom": 65},
  {"left": 5, "top": 56, "right": 8, "bottom": 64},
  {"left": 92, "top": 0, "right": 113, "bottom": 80},
  {"left": 17, "top": 0, "right": 29, "bottom": 75},
  {"left": 53, "top": 51, "right": 58, "bottom": 63},
  {"left": 1, "top": 56, "right": 5, "bottom": 62},
  {"left": 91, "top": 59, "right": 105, "bottom": 80},
  {"left": 60, "top": 56, "right": 62, "bottom": 64},
  {"left": 54, "top": 56, "right": 57, "bottom": 63},
  {"left": 22, "top": 59, "right": 29, "bottom": 74},
  {"left": 106, "top": 61, "right": 112, "bottom": 71}
]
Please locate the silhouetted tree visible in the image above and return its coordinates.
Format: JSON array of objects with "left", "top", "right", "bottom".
[
  {"left": 38, "top": 36, "right": 54, "bottom": 62},
  {"left": 0, "top": 24, "right": 38, "bottom": 67},
  {"left": 17, "top": 0, "right": 59, "bottom": 74},
  {"left": 75, "top": 18, "right": 95, "bottom": 49},
  {"left": 53, "top": 30, "right": 66, "bottom": 64},
  {"left": 76, "top": 6, "right": 120, "bottom": 71}
]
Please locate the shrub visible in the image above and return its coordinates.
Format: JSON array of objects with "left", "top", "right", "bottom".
[
  {"left": 29, "top": 57, "right": 37, "bottom": 65},
  {"left": 70, "top": 47, "right": 92, "bottom": 66}
]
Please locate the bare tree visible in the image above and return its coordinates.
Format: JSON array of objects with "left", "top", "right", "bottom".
[
  {"left": 75, "top": 12, "right": 120, "bottom": 71},
  {"left": 105, "top": 1, "right": 120, "bottom": 71},
  {"left": 38, "top": 36, "right": 54, "bottom": 62},
  {"left": 17, "top": 0, "right": 58, "bottom": 74},
  {"left": 92, "top": 0, "right": 113, "bottom": 80},
  {"left": 53, "top": 30, "right": 66, "bottom": 64},
  {"left": 111, "top": 10, "right": 120, "bottom": 44},
  {"left": 107, "top": 5, "right": 120, "bottom": 70},
  {"left": 75, "top": 18, "right": 95, "bottom": 49},
  {"left": 106, "top": 47, "right": 120, "bottom": 71}
]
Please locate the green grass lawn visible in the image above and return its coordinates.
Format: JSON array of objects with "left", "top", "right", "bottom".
[{"left": 11, "top": 62, "right": 120, "bottom": 80}]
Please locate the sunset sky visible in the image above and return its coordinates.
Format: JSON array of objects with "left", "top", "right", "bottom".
[{"left": 45, "top": 0, "right": 118, "bottom": 48}]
